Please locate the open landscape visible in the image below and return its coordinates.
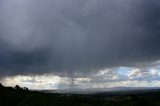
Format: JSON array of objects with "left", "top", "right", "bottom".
[
  {"left": 1, "top": 83, "right": 160, "bottom": 106},
  {"left": 0, "top": 0, "right": 160, "bottom": 106}
]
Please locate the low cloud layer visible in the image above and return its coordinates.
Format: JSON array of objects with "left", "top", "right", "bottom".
[
  {"left": 0, "top": 0, "right": 160, "bottom": 77},
  {"left": 1, "top": 67, "right": 160, "bottom": 89}
]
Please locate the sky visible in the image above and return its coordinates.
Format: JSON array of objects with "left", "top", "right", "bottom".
[{"left": 0, "top": 0, "right": 160, "bottom": 90}]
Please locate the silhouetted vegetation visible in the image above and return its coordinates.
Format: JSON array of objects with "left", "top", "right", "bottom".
[{"left": 1, "top": 83, "right": 160, "bottom": 106}]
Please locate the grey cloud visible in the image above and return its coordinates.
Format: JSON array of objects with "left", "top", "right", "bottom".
[
  {"left": 0, "top": 0, "right": 160, "bottom": 77},
  {"left": 89, "top": 69, "right": 120, "bottom": 84}
]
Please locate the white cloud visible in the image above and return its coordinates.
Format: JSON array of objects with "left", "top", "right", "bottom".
[
  {"left": 94, "top": 69, "right": 119, "bottom": 80},
  {"left": 128, "top": 69, "right": 149, "bottom": 79},
  {"left": 150, "top": 69, "right": 160, "bottom": 76},
  {"left": 1, "top": 75, "right": 61, "bottom": 90},
  {"left": 127, "top": 68, "right": 160, "bottom": 80},
  {"left": 1, "top": 67, "right": 160, "bottom": 90}
]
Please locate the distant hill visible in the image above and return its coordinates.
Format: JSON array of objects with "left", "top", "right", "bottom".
[
  {"left": 1, "top": 83, "right": 160, "bottom": 106},
  {"left": 42, "top": 87, "right": 160, "bottom": 94}
]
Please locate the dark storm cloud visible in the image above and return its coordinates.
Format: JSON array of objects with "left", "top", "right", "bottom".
[{"left": 0, "top": 0, "right": 160, "bottom": 77}]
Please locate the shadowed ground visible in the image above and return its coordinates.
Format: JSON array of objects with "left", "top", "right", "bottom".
[{"left": 1, "top": 83, "right": 160, "bottom": 106}]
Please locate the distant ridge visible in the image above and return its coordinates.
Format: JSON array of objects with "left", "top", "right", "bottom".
[
  {"left": 41, "top": 87, "right": 160, "bottom": 94},
  {"left": 1, "top": 83, "right": 160, "bottom": 106}
]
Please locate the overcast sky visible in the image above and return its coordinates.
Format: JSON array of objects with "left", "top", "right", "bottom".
[{"left": 0, "top": 0, "right": 160, "bottom": 89}]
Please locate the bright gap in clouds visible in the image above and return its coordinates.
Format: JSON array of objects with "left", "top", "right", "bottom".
[{"left": 1, "top": 66, "right": 160, "bottom": 90}]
